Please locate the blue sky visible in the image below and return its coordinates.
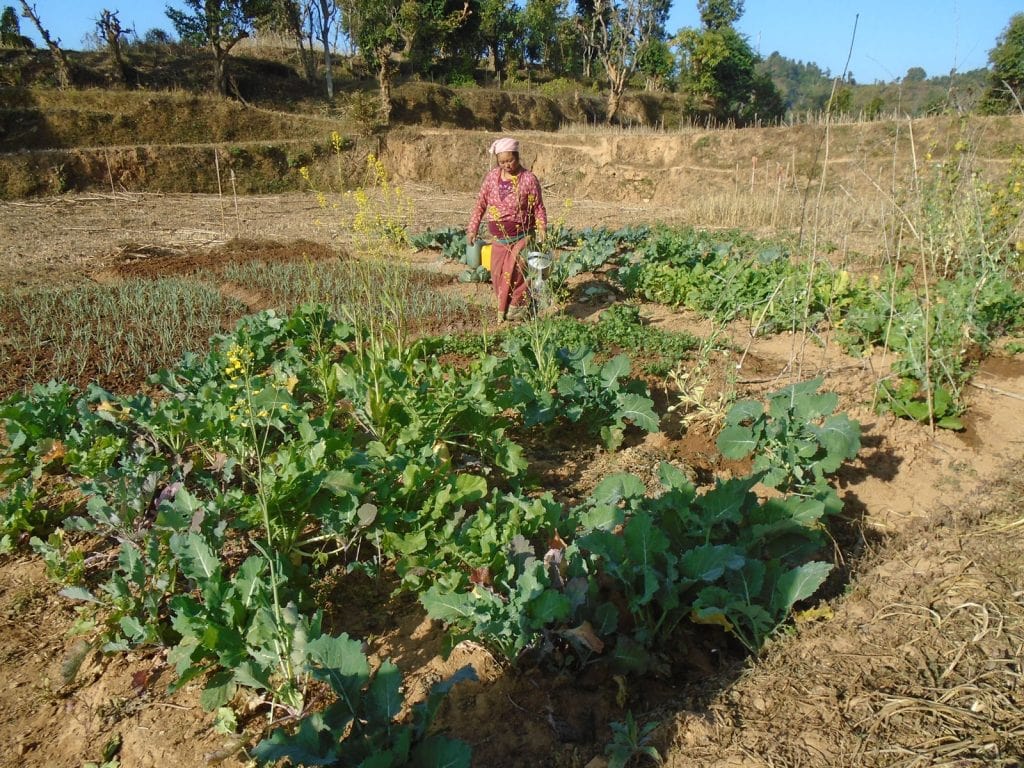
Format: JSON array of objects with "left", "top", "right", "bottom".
[{"left": 16, "top": 1, "right": 1019, "bottom": 84}]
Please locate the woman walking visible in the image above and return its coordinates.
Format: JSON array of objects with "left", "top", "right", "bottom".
[{"left": 466, "top": 136, "right": 547, "bottom": 322}]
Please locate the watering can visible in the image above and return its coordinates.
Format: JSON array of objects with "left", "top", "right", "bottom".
[{"left": 525, "top": 251, "right": 553, "bottom": 308}]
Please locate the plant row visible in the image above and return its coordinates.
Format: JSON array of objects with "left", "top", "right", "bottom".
[{"left": 0, "top": 303, "right": 860, "bottom": 765}]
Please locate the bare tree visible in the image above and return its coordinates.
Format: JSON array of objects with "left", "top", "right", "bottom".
[
  {"left": 586, "top": 0, "right": 668, "bottom": 123},
  {"left": 310, "top": 0, "right": 339, "bottom": 98},
  {"left": 17, "top": 0, "right": 72, "bottom": 88},
  {"left": 97, "top": 9, "right": 130, "bottom": 84}
]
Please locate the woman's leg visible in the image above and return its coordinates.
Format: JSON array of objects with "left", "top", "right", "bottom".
[{"left": 491, "top": 239, "right": 529, "bottom": 316}]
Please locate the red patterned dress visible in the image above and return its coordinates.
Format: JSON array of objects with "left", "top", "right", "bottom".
[{"left": 467, "top": 166, "right": 547, "bottom": 316}]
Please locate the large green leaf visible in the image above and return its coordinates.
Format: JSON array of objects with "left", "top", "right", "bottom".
[
  {"left": 365, "top": 660, "right": 404, "bottom": 725},
  {"left": 716, "top": 424, "right": 757, "bottom": 459},
  {"left": 678, "top": 544, "right": 745, "bottom": 582},
  {"left": 771, "top": 560, "right": 833, "bottom": 615},
  {"left": 420, "top": 585, "right": 487, "bottom": 623},
  {"left": 600, "top": 354, "right": 631, "bottom": 389},
  {"left": 252, "top": 713, "right": 336, "bottom": 766},
  {"left": 615, "top": 393, "right": 659, "bottom": 433},
  {"left": 174, "top": 531, "right": 221, "bottom": 582},
  {"left": 589, "top": 473, "right": 646, "bottom": 508},
  {"left": 307, "top": 633, "right": 370, "bottom": 703}
]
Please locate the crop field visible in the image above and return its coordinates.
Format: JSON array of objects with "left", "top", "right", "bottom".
[{"left": 1, "top": 128, "right": 1024, "bottom": 768}]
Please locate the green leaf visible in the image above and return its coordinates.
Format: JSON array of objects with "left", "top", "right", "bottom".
[
  {"left": 657, "top": 461, "right": 693, "bottom": 493},
  {"left": 118, "top": 615, "right": 148, "bottom": 643},
  {"left": 615, "top": 393, "right": 659, "bottom": 433},
  {"left": 174, "top": 532, "right": 221, "bottom": 582},
  {"left": 410, "top": 735, "right": 472, "bottom": 768},
  {"left": 696, "top": 476, "right": 758, "bottom": 529},
  {"left": 771, "top": 561, "right": 833, "bottom": 616},
  {"left": 589, "top": 473, "right": 646, "bottom": 508},
  {"left": 200, "top": 670, "right": 237, "bottom": 711},
  {"left": 252, "top": 714, "right": 336, "bottom": 765},
  {"left": 624, "top": 512, "right": 669, "bottom": 561},
  {"left": 725, "top": 399, "right": 763, "bottom": 425},
  {"left": 679, "top": 544, "right": 745, "bottom": 582},
  {"left": 365, "top": 660, "right": 404, "bottom": 724},
  {"left": 817, "top": 414, "right": 861, "bottom": 463},
  {"left": 600, "top": 355, "right": 631, "bottom": 389},
  {"left": 306, "top": 633, "right": 370, "bottom": 701},
  {"left": 420, "top": 586, "right": 485, "bottom": 623},
  {"left": 59, "top": 586, "right": 100, "bottom": 603},
  {"left": 452, "top": 474, "right": 488, "bottom": 504},
  {"left": 717, "top": 424, "right": 756, "bottom": 459},
  {"left": 526, "top": 589, "right": 571, "bottom": 625}
]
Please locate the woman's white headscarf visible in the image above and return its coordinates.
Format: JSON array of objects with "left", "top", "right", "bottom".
[{"left": 489, "top": 137, "right": 519, "bottom": 155}]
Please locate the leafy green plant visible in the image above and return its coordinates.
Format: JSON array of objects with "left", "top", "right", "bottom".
[
  {"left": 717, "top": 377, "right": 861, "bottom": 497},
  {"left": 253, "top": 637, "right": 474, "bottom": 767},
  {"left": 605, "top": 711, "right": 662, "bottom": 768},
  {"left": 498, "top": 322, "right": 660, "bottom": 450},
  {"left": 877, "top": 378, "right": 964, "bottom": 430}
]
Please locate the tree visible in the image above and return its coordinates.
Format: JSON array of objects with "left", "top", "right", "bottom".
[
  {"left": 477, "top": 0, "right": 518, "bottom": 79},
  {"left": 903, "top": 66, "right": 926, "bottom": 83},
  {"left": 17, "top": 2, "right": 72, "bottom": 87},
  {"left": 143, "top": 27, "right": 174, "bottom": 45},
  {"left": 96, "top": 9, "right": 130, "bottom": 84},
  {"left": 584, "top": 0, "right": 670, "bottom": 123},
  {"left": 698, "top": 0, "right": 742, "bottom": 30},
  {"left": 675, "top": 0, "right": 782, "bottom": 125},
  {"left": 979, "top": 12, "right": 1024, "bottom": 114},
  {"left": 165, "top": 0, "right": 273, "bottom": 95},
  {"left": 521, "top": 0, "right": 565, "bottom": 69},
  {"left": 1, "top": 5, "right": 33, "bottom": 47},
  {"left": 339, "top": 0, "right": 402, "bottom": 125},
  {"left": 636, "top": 37, "right": 673, "bottom": 90},
  {"left": 310, "top": 0, "right": 340, "bottom": 97},
  {"left": 340, "top": 0, "right": 472, "bottom": 123}
]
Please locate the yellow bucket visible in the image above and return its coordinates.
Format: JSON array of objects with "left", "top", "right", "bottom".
[{"left": 481, "top": 244, "right": 492, "bottom": 271}]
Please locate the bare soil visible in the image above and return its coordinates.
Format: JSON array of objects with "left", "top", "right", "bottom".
[{"left": 1, "top": 190, "right": 1023, "bottom": 768}]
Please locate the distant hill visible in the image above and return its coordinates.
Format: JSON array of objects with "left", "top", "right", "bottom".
[{"left": 758, "top": 51, "right": 990, "bottom": 117}]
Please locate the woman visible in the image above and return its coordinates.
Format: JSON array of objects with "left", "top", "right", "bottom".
[{"left": 467, "top": 136, "right": 547, "bottom": 321}]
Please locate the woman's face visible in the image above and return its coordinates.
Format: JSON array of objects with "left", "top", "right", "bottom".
[{"left": 497, "top": 151, "right": 521, "bottom": 173}]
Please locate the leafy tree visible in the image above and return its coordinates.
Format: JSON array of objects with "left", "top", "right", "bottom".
[
  {"left": 675, "top": 0, "right": 782, "bottom": 125},
  {"left": 165, "top": 0, "right": 274, "bottom": 95},
  {"left": 143, "top": 27, "right": 174, "bottom": 45},
  {"left": 903, "top": 66, "right": 926, "bottom": 83},
  {"left": 1, "top": 5, "right": 33, "bottom": 47},
  {"left": 636, "top": 37, "right": 673, "bottom": 90},
  {"left": 339, "top": 0, "right": 402, "bottom": 125},
  {"left": 698, "top": 0, "right": 741, "bottom": 30},
  {"left": 476, "top": 0, "right": 518, "bottom": 79},
  {"left": 340, "top": 0, "right": 472, "bottom": 122},
  {"left": 521, "top": 0, "right": 565, "bottom": 68},
  {"left": 979, "top": 12, "right": 1024, "bottom": 114}
]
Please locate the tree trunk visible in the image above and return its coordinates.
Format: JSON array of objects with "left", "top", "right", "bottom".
[
  {"left": 213, "top": 46, "right": 229, "bottom": 95},
  {"left": 378, "top": 56, "right": 392, "bottom": 125},
  {"left": 606, "top": 90, "right": 621, "bottom": 124},
  {"left": 18, "top": 0, "right": 71, "bottom": 88},
  {"left": 319, "top": 29, "right": 333, "bottom": 98}
]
